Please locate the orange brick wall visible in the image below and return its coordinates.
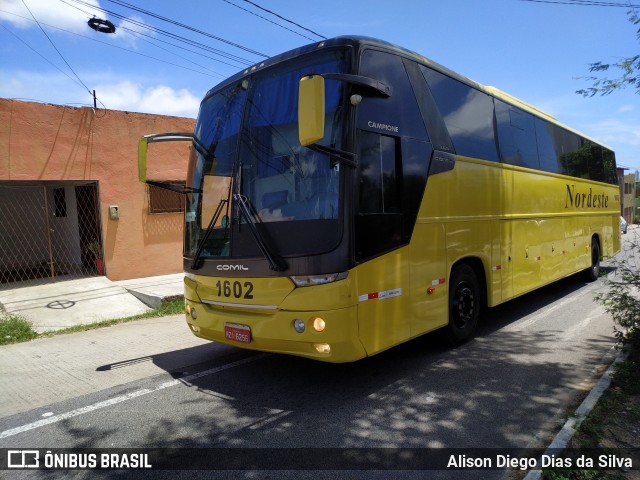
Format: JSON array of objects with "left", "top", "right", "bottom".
[{"left": 0, "top": 99, "right": 196, "bottom": 280}]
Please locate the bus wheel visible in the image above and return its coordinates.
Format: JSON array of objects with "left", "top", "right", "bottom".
[
  {"left": 585, "top": 238, "right": 600, "bottom": 282},
  {"left": 447, "top": 264, "right": 480, "bottom": 344}
]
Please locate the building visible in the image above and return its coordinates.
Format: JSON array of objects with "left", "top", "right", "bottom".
[
  {"left": 623, "top": 173, "right": 636, "bottom": 225},
  {"left": 0, "top": 99, "right": 195, "bottom": 285}
]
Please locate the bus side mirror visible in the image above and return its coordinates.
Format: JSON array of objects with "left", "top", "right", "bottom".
[
  {"left": 298, "top": 75, "right": 325, "bottom": 146},
  {"left": 138, "top": 136, "right": 149, "bottom": 182},
  {"left": 137, "top": 132, "right": 194, "bottom": 184}
]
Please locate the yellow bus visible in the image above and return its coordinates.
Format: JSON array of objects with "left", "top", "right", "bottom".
[{"left": 139, "top": 36, "right": 620, "bottom": 362}]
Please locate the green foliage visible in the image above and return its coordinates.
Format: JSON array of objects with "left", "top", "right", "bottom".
[
  {"left": 84, "top": 240, "right": 102, "bottom": 260},
  {"left": 1, "top": 297, "right": 184, "bottom": 344},
  {"left": 576, "top": 11, "right": 640, "bottom": 97},
  {"left": 612, "top": 358, "right": 640, "bottom": 394},
  {"left": 594, "top": 240, "right": 640, "bottom": 347},
  {"left": 0, "top": 314, "right": 38, "bottom": 345}
]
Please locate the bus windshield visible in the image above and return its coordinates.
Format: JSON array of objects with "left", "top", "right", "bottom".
[{"left": 186, "top": 49, "right": 347, "bottom": 262}]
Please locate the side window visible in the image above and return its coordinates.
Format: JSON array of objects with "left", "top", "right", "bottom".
[
  {"left": 586, "top": 142, "right": 605, "bottom": 182},
  {"left": 560, "top": 134, "right": 602, "bottom": 180},
  {"left": 357, "top": 49, "right": 428, "bottom": 142},
  {"left": 558, "top": 130, "right": 583, "bottom": 177},
  {"left": 354, "top": 50, "right": 433, "bottom": 261},
  {"left": 356, "top": 132, "right": 403, "bottom": 261},
  {"left": 602, "top": 148, "right": 617, "bottom": 185},
  {"left": 420, "top": 66, "right": 499, "bottom": 162},
  {"left": 358, "top": 132, "right": 399, "bottom": 214},
  {"left": 534, "top": 118, "right": 563, "bottom": 174},
  {"left": 495, "top": 100, "right": 539, "bottom": 169}
]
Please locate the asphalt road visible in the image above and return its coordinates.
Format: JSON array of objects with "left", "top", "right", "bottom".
[{"left": 1, "top": 240, "right": 630, "bottom": 480}]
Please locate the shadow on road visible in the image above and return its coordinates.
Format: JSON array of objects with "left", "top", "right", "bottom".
[{"left": 51, "top": 271, "right": 616, "bottom": 480}]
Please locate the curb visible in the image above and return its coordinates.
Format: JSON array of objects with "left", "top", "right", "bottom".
[
  {"left": 523, "top": 348, "right": 629, "bottom": 480},
  {"left": 125, "top": 290, "right": 184, "bottom": 309}
]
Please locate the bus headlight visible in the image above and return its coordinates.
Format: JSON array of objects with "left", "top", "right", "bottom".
[
  {"left": 290, "top": 272, "right": 348, "bottom": 287},
  {"left": 293, "top": 319, "right": 306, "bottom": 333},
  {"left": 311, "top": 317, "right": 326, "bottom": 332}
]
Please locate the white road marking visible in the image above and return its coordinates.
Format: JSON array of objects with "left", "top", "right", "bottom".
[
  {"left": 0, "top": 354, "right": 267, "bottom": 439},
  {"left": 501, "top": 283, "right": 601, "bottom": 332}
]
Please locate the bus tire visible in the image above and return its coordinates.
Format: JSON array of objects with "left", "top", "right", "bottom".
[
  {"left": 584, "top": 237, "right": 600, "bottom": 282},
  {"left": 447, "top": 264, "right": 480, "bottom": 344}
]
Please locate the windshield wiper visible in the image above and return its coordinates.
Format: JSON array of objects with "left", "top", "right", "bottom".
[
  {"left": 233, "top": 194, "right": 288, "bottom": 272},
  {"left": 191, "top": 198, "right": 229, "bottom": 270}
]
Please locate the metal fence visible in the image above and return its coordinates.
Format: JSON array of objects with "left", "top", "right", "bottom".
[{"left": 0, "top": 182, "right": 103, "bottom": 286}]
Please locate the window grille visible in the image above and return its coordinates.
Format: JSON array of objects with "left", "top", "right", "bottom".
[{"left": 147, "top": 182, "right": 185, "bottom": 214}]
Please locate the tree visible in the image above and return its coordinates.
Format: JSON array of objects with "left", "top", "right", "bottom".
[{"left": 576, "top": 10, "right": 640, "bottom": 97}]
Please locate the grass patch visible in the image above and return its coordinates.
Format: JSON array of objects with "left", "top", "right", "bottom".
[
  {"left": 0, "top": 297, "right": 184, "bottom": 345},
  {"left": 0, "top": 314, "right": 39, "bottom": 345}
]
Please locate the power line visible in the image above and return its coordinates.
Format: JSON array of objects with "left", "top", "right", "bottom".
[
  {"left": 66, "top": 0, "right": 257, "bottom": 65},
  {"left": 58, "top": 0, "right": 95, "bottom": 18},
  {"left": 103, "top": 0, "right": 269, "bottom": 57},
  {"left": 59, "top": 0, "right": 227, "bottom": 73},
  {"left": 221, "top": 0, "right": 317, "bottom": 42},
  {"left": 239, "top": 0, "right": 327, "bottom": 40},
  {"left": 1, "top": 10, "right": 226, "bottom": 79},
  {"left": 1, "top": 22, "right": 88, "bottom": 90},
  {"left": 20, "top": 0, "right": 93, "bottom": 96},
  {"left": 119, "top": 26, "right": 232, "bottom": 75}
]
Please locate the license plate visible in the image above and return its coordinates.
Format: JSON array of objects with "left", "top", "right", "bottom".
[{"left": 224, "top": 323, "right": 251, "bottom": 344}]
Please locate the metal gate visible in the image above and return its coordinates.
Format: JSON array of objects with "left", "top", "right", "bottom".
[{"left": 0, "top": 181, "right": 103, "bottom": 285}]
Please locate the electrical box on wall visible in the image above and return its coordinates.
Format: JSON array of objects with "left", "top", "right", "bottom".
[{"left": 109, "top": 205, "right": 119, "bottom": 220}]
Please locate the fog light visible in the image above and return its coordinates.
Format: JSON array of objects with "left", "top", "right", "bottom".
[
  {"left": 190, "top": 307, "right": 197, "bottom": 320},
  {"left": 311, "top": 317, "right": 326, "bottom": 332},
  {"left": 314, "top": 343, "right": 331, "bottom": 354},
  {"left": 293, "top": 319, "right": 305, "bottom": 333},
  {"left": 190, "top": 324, "right": 200, "bottom": 333}
]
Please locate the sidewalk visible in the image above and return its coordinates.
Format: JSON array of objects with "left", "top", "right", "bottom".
[
  {"left": 0, "top": 273, "right": 184, "bottom": 333},
  {"left": 0, "top": 314, "right": 214, "bottom": 418},
  {"left": 0, "top": 272, "right": 215, "bottom": 419}
]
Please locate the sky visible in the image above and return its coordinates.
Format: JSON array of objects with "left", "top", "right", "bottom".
[{"left": 1, "top": 0, "right": 638, "bottom": 171}]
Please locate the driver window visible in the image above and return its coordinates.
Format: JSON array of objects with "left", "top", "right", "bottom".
[{"left": 355, "top": 131, "right": 403, "bottom": 261}]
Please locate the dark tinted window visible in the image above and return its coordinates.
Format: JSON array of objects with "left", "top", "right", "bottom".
[
  {"left": 358, "top": 133, "right": 399, "bottom": 214},
  {"left": 357, "top": 49, "right": 428, "bottom": 142},
  {"left": 561, "top": 135, "right": 608, "bottom": 181},
  {"left": 558, "top": 130, "right": 584, "bottom": 177},
  {"left": 601, "top": 148, "right": 617, "bottom": 184},
  {"left": 356, "top": 131, "right": 403, "bottom": 260},
  {"left": 420, "top": 66, "right": 499, "bottom": 162},
  {"left": 495, "top": 100, "right": 539, "bottom": 169},
  {"left": 586, "top": 142, "right": 605, "bottom": 181},
  {"left": 355, "top": 131, "right": 431, "bottom": 261},
  {"left": 402, "top": 59, "right": 454, "bottom": 153},
  {"left": 495, "top": 98, "right": 616, "bottom": 183},
  {"left": 534, "top": 118, "right": 563, "bottom": 174}
]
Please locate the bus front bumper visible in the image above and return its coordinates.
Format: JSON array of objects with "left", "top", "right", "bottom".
[{"left": 184, "top": 300, "right": 366, "bottom": 363}]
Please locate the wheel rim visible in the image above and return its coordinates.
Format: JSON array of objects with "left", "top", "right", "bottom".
[{"left": 452, "top": 283, "right": 475, "bottom": 330}]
